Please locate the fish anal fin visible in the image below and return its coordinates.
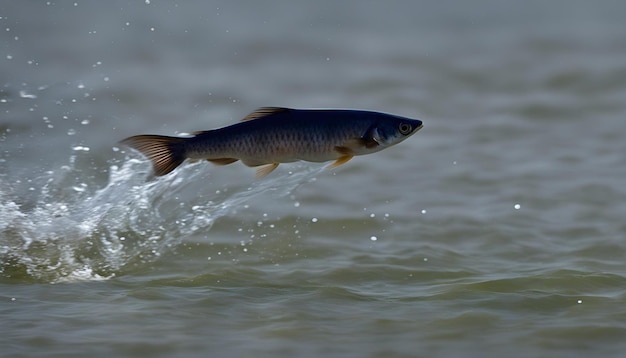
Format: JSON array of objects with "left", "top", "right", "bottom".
[
  {"left": 207, "top": 158, "right": 239, "bottom": 166},
  {"left": 255, "top": 163, "right": 279, "bottom": 178},
  {"left": 241, "top": 107, "right": 292, "bottom": 122}
]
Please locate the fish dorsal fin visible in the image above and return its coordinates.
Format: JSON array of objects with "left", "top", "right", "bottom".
[
  {"left": 241, "top": 107, "right": 291, "bottom": 122},
  {"left": 192, "top": 130, "right": 210, "bottom": 136}
]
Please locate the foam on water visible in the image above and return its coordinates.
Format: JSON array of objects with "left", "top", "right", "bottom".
[{"left": 0, "top": 152, "right": 325, "bottom": 283}]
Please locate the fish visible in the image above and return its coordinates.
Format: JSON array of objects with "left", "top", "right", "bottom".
[{"left": 120, "top": 107, "right": 423, "bottom": 177}]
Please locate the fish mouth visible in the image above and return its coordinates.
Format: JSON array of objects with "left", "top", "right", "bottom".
[{"left": 414, "top": 123, "right": 424, "bottom": 132}]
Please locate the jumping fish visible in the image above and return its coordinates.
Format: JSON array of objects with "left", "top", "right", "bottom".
[{"left": 120, "top": 107, "right": 423, "bottom": 177}]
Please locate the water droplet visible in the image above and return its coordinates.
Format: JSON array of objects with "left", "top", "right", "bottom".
[
  {"left": 19, "top": 90, "right": 36, "bottom": 99},
  {"left": 514, "top": 204, "right": 521, "bottom": 210},
  {"left": 370, "top": 236, "right": 377, "bottom": 241},
  {"left": 311, "top": 217, "right": 318, "bottom": 223}
]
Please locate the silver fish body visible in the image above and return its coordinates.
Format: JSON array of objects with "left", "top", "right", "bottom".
[{"left": 121, "top": 107, "right": 423, "bottom": 177}]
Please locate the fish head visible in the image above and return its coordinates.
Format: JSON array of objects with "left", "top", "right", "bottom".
[{"left": 366, "top": 114, "right": 423, "bottom": 148}]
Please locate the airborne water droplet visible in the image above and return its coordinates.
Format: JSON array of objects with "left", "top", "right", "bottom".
[{"left": 19, "top": 90, "right": 37, "bottom": 99}]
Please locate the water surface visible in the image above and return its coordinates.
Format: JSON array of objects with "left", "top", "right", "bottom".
[{"left": 2, "top": 1, "right": 626, "bottom": 357}]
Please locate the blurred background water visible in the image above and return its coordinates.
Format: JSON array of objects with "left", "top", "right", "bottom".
[{"left": 1, "top": 1, "right": 626, "bottom": 357}]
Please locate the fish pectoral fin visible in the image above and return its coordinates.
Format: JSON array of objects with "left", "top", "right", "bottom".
[
  {"left": 328, "top": 155, "right": 354, "bottom": 169},
  {"left": 332, "top": 146, "right": 355, "bottom": 168},
  {"left": 338, "top": 136, "right": 378, "bottom": 152},
  {"left": 337, "top": 139, "right": 366, "bottom": 153},
  {"left": 334, "top": 145, "right": 355, "bottom": 156},
  {"left": 255, "top": 163, "right": 279, "bottom": 178},
  {"left": 207, "top": 158, "right": 239, "bottom": 166}
]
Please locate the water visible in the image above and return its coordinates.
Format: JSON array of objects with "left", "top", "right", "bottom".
[{"left": 2, "top": 1, "right": 626, "bottom": 357}]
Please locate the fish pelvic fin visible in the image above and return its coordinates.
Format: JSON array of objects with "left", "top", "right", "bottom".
[
  {"left": 120, "top": 135, "right": 187, "bottom": 176},
  {"left": 207, "top": 158, "right": 239, "bottom": 166},
  {"left": 255, "top": 163, "right": 279, "bottom": 178},
  {"left": 240, "top": 107, "right": 292, "bottom": 122}
]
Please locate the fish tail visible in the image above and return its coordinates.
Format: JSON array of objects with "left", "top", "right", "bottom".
[{"left": 120, "top": 135, "right": 187, "bottom": 176}]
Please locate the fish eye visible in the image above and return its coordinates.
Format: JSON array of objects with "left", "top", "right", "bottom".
[{"left": 398, "top": 123, "right": 412, "bottom": 135}]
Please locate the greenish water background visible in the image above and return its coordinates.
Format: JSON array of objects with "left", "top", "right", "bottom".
[{"left": 1, "top": 1, "right": 626, "bottom": 357}]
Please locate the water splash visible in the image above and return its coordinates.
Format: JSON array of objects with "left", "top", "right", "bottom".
[{"left": 0, "top": 154, "right": 324, "bottom": 283}]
